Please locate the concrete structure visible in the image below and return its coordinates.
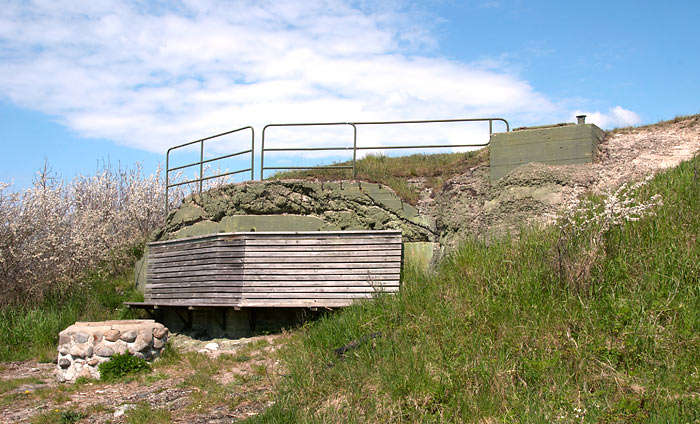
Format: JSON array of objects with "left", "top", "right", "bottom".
[{"left": 490, "top": 122, "right": 605, "bottom": 181}]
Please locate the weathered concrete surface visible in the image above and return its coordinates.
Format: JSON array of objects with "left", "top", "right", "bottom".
[
  {"left": 490, "top": 123, "right": 605, "bottom": 180},
  {"left": 426, "top": 162, "right": 597, "bottom": 248},
  {"left": 403, "top": 242, "right": 440, "bottom": 270},
  {"left": 152, "top": 180, "right": 436, "bottom": 243}
]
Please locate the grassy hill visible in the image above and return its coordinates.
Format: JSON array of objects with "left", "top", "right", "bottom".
[
  {"left": 268, "top": 149, "right": 487, "bottom": 205},
  {"left": 250, "top": 154, "right": 700, "bottom": 422}
]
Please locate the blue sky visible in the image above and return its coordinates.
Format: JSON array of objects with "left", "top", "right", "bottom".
[{"left": 1, "top": 0, "right": 698, "bottom": 188}]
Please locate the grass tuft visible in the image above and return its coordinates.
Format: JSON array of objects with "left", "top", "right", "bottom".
[{"left": 268, "top": 150, "right": 487, "bottom": 204}]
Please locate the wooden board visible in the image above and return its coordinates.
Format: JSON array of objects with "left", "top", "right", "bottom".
[{"left": 143, "top": 230, "right": 402, "bottom": 308}]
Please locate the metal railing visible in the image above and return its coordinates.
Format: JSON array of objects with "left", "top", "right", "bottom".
[
  {"left": 165, "top": 126, "right": 254, "bottom": 215},
  {"left": 259, "top": 118, "right": 509, "bottom": 180}
]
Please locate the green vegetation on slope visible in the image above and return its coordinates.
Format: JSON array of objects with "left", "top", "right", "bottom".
[
  {"left": 0, "top": 256, "right": 144, "bottom": 362},
  {"left": 251, "top": 155, "right": 700, "bottom": 423},
  {"left": 268, "top": 149, "right": 487, "bottom": 204}
]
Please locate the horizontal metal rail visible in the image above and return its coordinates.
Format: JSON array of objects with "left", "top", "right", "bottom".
[
  {"left": 260, "top": 118, "right": 508, "bottom": 179},
  {"left": 163, "top": 117, "right": 510, "bottom": 218},
  {"left": 166, "top": 126, "right": 254, "bottom": 216}
]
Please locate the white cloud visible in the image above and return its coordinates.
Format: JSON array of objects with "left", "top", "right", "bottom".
[
  {"left": 570, "top": 106, "right": 641, "bottom": 129},
  {"left": 0, "top": 0, "right": 589, "bottom": 167}
]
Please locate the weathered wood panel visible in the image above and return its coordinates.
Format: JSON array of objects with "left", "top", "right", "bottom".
[{"left": 144, "top": 230, "right": 402, "bottom": 308}]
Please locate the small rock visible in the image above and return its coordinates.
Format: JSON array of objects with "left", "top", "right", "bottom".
[
  {"left": 205, "top": 342, "right": 219, "bottom": 351},
  {"left": 58, "top": 333, "right": 71, "bottom": 345},
  {"left": 115, "top": 342, "right": 129, "bottom": 355},
  {"left": 87, "top": 358, "right": 99, "bottom": 367},
  {"left": 63, "top": 366, "right": 77, "bottom": 382},
  {"left": 114, "top": 404, "right": 136, "bottom": 418},
  {"left": 58, "top": 345, "right": 70, "bottom": 356},
  {"left": 153, "top": 338, "right": 165, "bottom": 349},
  {"left": 104, "top": 329, "right": 121, "bottom": 342},
  {"left": 69, "top": 344, "right": 88, "bottom": 358},
  {"left": 153, "top": 327, "right": 168, "bottom": 339},
  {"left": 138, "top": 329, "right": 153, "bottom": 345},
  {"left": 58, "top": 357, "right": 71, "bottom": 369},
  {"left": 77, "top": 367, "right": 92, "bottom": 379},
  {"left": 74, "top": 332, "right": 89, "bottom": 344},
  {"left": 95, "top": 344, "right": 115, "bottom": 357},
  {"left": 120, "top": 330, "right": 137, "bottom": 343},
  {"left": 131, "top": 340, "right": 148, "bottom": 353}
]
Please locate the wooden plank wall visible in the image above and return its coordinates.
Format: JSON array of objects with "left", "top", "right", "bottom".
[{"left": 145, "top": 230, "right": 402, "bottom": 308}]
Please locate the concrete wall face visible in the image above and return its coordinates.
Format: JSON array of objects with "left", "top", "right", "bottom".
[
  {"left": 153, "top": 180, "right": 436, "bottom": 243},
  {"left": 490, "top": 124, "right": 604, "bottom": 181}
]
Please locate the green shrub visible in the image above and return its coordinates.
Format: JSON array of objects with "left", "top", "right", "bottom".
[{"left": 98, "top": 353, "right": 150, "bottom": 381}]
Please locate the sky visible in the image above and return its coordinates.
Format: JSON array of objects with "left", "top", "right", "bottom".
[{"left": 1, "top": 0, "right": 698, "bottom": 188}]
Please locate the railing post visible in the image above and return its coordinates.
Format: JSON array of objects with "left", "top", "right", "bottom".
[
  {"left": 250, "top": 127, "right": 255, "bottom": 181},
  {"left": 165, "top": 151, "right": 170, "bottom": 218},
  {"left": 351, "top": 123, "right": 358, "bottom": 178},
  {"left": 260, "top": 126, "right": 267, "bottom": 180},
  {"left": 199, "top": 140, "right": 204, "bottom": 194},
  {"left": 489, "top": 119, "right": 493, "bottom": 136}
]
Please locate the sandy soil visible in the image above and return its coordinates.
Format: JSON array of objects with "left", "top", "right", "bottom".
[{"left": 421, "top": 115, "right": 700, "bottom": 246}]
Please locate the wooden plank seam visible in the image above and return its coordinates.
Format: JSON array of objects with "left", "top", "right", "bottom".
[{"left": 144, "top": 231, "right": 402, "bottom": 308}]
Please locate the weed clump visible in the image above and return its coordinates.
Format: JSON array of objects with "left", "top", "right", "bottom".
[{"left": 98, "top": 353, "right": 150, "bottom": 381}]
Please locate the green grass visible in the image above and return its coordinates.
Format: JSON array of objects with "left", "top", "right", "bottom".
[
  {"left": 0, "top": 377, "right": 44, "bottom": 394},
  {"left": 250, "top": 155, "right": 700, "bottom": 423},
  {"left": 125, "top": 403, "right": 172, "bottom": 424},
  {"left": 268, "top": 150, "right": 487, "bottom": 204},
  {"left": 98, "top": 353, "right": 151, "bottom": 382},
  {"left": 0, "top": 257, "right": 144, "bottom": 362},
  {"left": 31, "top": 408, "right": 86, "bottom": 424}
]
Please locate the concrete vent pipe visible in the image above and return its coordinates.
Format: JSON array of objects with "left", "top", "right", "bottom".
[{"left": 576, "top": 115, "right": 587, "bottom": 125}]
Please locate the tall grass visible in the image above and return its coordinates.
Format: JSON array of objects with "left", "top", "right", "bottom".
[
  {"left": 0, "top": 264, "right": 143, "bottom": 362},
  {"left": 251, "top": 155, "right": 700, "bottom": 422},
  {"left": 269, "top": 150, "right": 487, "bottom": 204}
]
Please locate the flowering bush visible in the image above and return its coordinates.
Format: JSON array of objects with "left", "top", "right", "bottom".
[
  {"left": 0, "top": 160, "right": 240, "bottom": 308},
  {"left": 551, "top": 176, "right": 663, "bottom": 292},
  {"left": 0, "top": 163, "right": 170, "bottom": 306}
]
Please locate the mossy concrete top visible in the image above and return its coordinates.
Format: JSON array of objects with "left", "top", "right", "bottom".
[
  {"left": 153, "top": 180, "right": 436, "bottom": 243},
  {"left": 490, "top": 123, "right": 605, "bottom": 181}
]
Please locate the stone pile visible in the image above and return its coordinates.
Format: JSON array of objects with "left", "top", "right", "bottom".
[{"left": 56, "top": 319, "right": 168, "bottom": 383}]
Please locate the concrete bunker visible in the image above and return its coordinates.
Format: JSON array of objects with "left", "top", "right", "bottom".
[{"left": 489, "top": 117, "right": 604, "bottom": 181}]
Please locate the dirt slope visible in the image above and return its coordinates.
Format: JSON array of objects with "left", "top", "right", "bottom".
[{"left": 424, "top": 115, "right": 700, "bottom": 246}]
